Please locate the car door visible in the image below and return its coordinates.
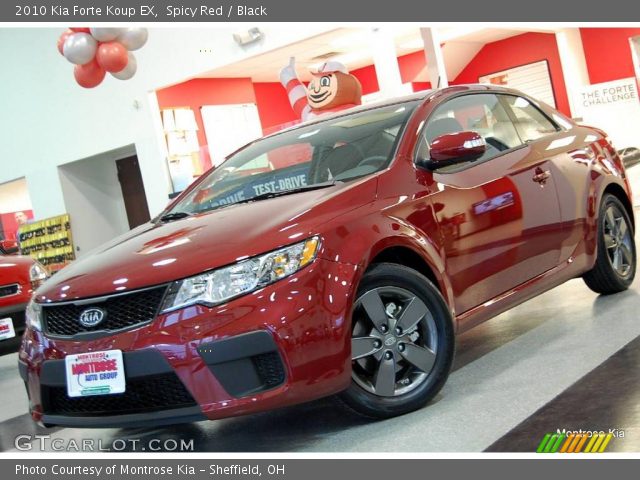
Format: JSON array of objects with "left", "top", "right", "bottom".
[
  {"left": 499, "top": 94, "right": 589, "bottom": 266},
  {"left": 416, "top": 93, "right": 564, "bottom": 315}
]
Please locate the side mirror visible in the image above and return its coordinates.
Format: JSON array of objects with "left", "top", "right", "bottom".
[{"left": 419, "top": 131, "right": 486, "bottom": 171}]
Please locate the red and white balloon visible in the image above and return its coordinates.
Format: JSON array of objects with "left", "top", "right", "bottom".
[{"left": 57, "top": 27, "right": 148, "bottom": 88}]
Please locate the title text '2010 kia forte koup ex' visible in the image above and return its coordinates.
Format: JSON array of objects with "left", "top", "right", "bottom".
[{"left": 19, "top": 85, "right": 635, "bottom": 427}]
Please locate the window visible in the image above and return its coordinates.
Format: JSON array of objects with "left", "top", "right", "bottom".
[
  {"left": 418, "top": 94, "right": 523, "bottom": 171},
  {"left": 502, "top": 95, "right": 558, "bottom": 142},
  {"left": 166, "top": 101, "right": 419, "bottom": 215}
]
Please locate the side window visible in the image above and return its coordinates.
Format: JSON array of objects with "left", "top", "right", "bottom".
[
  {"left": 502, "top": 95, "right": 558, "bottom": 142},
  {"left": 421, "top": 94, "right": 523, "bottom": 171}
]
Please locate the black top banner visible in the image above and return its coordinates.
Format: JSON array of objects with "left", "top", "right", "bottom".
[{"left": 3, "top": 0, "right": 640, "bottom": 22}]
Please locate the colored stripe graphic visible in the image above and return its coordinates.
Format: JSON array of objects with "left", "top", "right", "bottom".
[
  {"left": 537, "top": 432, "right": 614, "bottom": 453},
  {"left": 574, "top": 433, "right": 589, "bottom": 452},
  {"left": 584, "top": 434, "right": 599, "bottom": 453},
  {"left": 598, "top": 433, "right": 614, "bottom": 452},
  {"left": 536, "top": 433, "right": 565, "bottom": 453},
  {"left": 536, "top": 434, "right": 551, "bottom": 453},
  {"left": 559, "top": 434, "right": 574, "bottom": 453}
]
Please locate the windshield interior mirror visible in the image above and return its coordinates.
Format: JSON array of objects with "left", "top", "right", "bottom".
[{"left": 418, "top": 131, "right": 486, "bottom": 171}]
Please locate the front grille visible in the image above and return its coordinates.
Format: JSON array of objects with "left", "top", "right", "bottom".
[
  {"left": 44, "top": 372, "right": 197, "bottom": 416},
  {"left": 0, "top": 284, "right": 19, "bottom": 298},
  {"left": 43, "top": 286, "right": 167, "bottom": 336},
  {"left": 253, "top": 352, "right": 286, "bottom": 389}
]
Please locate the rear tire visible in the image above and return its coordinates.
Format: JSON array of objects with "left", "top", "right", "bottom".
[
  {"left": 339, "top": 263, "right": 454, "bottom": 419},
  {"left": 583, "top": 193, "right": 636, "bottom": 294}
]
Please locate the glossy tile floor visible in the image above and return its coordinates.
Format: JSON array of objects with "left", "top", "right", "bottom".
[{"left": 1, "top": 268, "right": 639, "bottom": 452}]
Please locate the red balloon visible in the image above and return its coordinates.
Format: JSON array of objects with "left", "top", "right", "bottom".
[
  {"left": 95, "top": 42, "right": 128, "bottom": 73},
  {"left": 69, "top": 27, "right": 91, "bottom": 33},
  {"left": 74, "top": 60, "right": 106, "bottom": 88},
  {"left": 57, "top": 29, "right": 74, "bottom": 55}
]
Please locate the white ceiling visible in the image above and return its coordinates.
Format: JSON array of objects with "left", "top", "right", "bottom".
[{"left": 198, "top": 27, "right": 555, "bottom": 83}]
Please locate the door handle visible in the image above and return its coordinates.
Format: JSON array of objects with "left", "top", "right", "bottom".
[{"left": 532, "top": 168, "right": 551, "bottom": 185}]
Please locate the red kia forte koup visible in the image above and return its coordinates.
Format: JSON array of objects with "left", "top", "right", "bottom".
[
  {"left": 1, "top": 244, "right": 48, "bottom": 344},
  {"left": 20, "top": 85, "right": 635, "bottom": 427}
]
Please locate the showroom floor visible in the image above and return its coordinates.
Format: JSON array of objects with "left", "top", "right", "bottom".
[{"left": 0, "top": 259, "right": 639, "bottom": 452}]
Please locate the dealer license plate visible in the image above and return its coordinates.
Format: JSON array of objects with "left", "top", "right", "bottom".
[
  {"left": 65, "top": 349, "right": 125, "bottom": 397},
  {"left": 0, "top": 317, "right": 16, "bottom": 341}
]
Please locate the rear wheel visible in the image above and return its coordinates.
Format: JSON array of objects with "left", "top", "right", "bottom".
[
  {"left": 339, "top": 263, "right": 454, "bottom": 418},
  {"left": 583, "top": 193, "right": 636, "bottom": 294}
]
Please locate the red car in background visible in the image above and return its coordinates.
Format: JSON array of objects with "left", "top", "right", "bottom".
[
  {"left": 19, "top": 85, "right": 635, "bottom": 427},
  {"left": 0, "top": 244, "right": 48, "bottom": 343}
]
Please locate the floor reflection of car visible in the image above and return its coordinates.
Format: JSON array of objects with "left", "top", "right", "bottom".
[
  {"left": 618, "top": 147, "right": 640, "bottom": 169},
  {"left": 20, "top": 85, "right": 636, "bottom": 427},
  {"left": 0, "top": 245, "right": 48, "bottom": 344}
]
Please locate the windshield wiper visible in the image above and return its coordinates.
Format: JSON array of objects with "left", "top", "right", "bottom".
[
  {"left": 158, "top": 211, "right": 192, "bottom": 223},
  {"left": 234, "top": 181, "right": 338, "bottom": 205}
]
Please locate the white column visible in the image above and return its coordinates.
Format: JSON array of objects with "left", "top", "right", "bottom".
[
  {"left": 555, "top": 28, "right": 591, "bottom": 118},
  {"left": 135, "top": 91, "right": 174, "bottom": 216},
  {"left": 369, "top": 27, "right": 405, "bottom": 98},
  {"left": 631, "top": 37, "right": 640, "bottom": 79},
  {"left": 420, "top": 28, "right": 448, "bottom": 88}
]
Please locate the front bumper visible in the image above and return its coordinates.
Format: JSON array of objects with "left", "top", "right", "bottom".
[
  {"left": 19, "top": 258, "right": 360, "bottom": 427},
  {"left": 0, "top": 301, "right": 28, "bottom": 340}
]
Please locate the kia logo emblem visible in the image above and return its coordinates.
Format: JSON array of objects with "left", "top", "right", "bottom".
[{"left": 78, "top": 308, "right": 106, "bottom": 328}]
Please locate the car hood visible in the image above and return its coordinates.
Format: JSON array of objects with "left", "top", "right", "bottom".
[
  {"left": 0, "top": 255, "right": 34, "bottom": 286},
  {"left": 37, "top": 179, "right": 376, "bottom": 302}
]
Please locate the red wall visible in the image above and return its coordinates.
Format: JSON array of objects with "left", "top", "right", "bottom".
[
  {"left": 351, "top": 51, "right": 429, "bottom": 94},
  {"left": 253, "top": 82, "right": 301, "bottom": 133},
  {"left": 156, "top": 78, "right": 257, "bottom": 147},
  {"left": 351, "top": 64, "right": 380, "bottom": 95},
  {"left": 162, "top": 30, "right": 640, "bottom": 139},
  {"left": 398, "top": 50, "right": 428, "bottom": 84},
  {"left": 453, "top": 32, "right": 571, "bottom": 116},
  {"left": 412, "top": 82, "right": 432, "bottom": 92},
  {"left": 580, "top": 28, "right": 640, "bottom": 85}
]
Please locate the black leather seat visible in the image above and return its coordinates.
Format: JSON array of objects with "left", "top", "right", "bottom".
[
  {"left": 424, "top": 117, "right": 464, "bottom": 143},
  {"left": 312, "top": 144, "right": 364, "bottom": 182}
]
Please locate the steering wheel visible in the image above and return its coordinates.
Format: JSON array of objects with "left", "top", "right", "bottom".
[{"left": 356, "top": 155, "right": 388, "bottom": 169}]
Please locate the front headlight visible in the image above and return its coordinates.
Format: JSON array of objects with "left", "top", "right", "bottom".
[
  {"left": 161, "top": 236, "right": 320, "bottom": 313},
  {"left": 29, "top": 262, "right": 49, "bottom": 289},
  {"left": 25, "top": 299, "right": 43, "bottom": 331}
]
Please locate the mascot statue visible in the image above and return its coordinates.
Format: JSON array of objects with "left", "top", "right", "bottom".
[{"left": 279, "top": 57, "right": 362, "bottom": 121}]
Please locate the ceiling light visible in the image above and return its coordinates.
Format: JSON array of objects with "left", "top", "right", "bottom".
[{"left": 233, "top": 27, "right": 264, "bottom": 47}]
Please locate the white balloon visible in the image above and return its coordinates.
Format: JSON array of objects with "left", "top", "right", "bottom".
[
  {"left": 89, "top": 28, "right": 123, "bottom": 42},
  {"left": 110, "top": 52, "right": 137, "bottom": 80},
  {"left": 118, "top": 28, "right": 148, "bottom": 51},
  {"left": 62, "top": 33, "right": 97, "bottom": 65}
]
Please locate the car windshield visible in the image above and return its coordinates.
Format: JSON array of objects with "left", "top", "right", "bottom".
[{"left": 164, "top": 101, "right": 419, "bottom": 217}]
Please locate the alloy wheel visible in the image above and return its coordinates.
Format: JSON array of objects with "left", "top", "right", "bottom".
[
  {"left": 603, "top": 204, "right": 633, "bottom": 278},
  {"left": 351, "top": 286, "right": 438, "bottom": 397}
]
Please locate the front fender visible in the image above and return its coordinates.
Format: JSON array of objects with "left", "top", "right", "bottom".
[{"left": 317, "top": 200, "right": 454, "bottom": 314}]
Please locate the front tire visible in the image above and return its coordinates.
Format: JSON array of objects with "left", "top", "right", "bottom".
[
  {"left": 583, "top": 193, "right": 636, "bottom": 294},
  {"left": 339, "top": 263, "right": 455, "bottom": 418}
]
